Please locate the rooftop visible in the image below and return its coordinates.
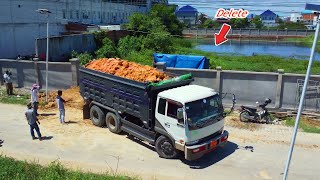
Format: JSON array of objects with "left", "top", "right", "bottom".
[
  {"left": 175, "top": 5, "right": 198, "bottom": 14},
  {"left": 260, "top": 10, "right": 277, "bottom": 17},
  {"left": 158, "top": 85, "right": 217, "bottom": 104}
]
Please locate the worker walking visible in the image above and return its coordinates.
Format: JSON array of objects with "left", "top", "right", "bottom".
[
  {"left": 3, "top": 70, "right": 13, "bottom": 95},
  {"left": 31, "top": 84, "right": 40, "bottom": 116},
  {"left": 56, "top": 90, "right": 66, "bottom": 124},
  {"left": 25, "top": 102, "right": 42, "bottom": 141}
]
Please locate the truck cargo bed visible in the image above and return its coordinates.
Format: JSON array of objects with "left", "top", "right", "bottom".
[{"left": 79, "top": 66, "right": 193, "bottom": 129}]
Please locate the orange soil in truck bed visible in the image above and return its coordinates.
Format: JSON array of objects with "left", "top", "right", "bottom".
[{"left": 85, "top": 58, "right": 169, "bottom": 82}]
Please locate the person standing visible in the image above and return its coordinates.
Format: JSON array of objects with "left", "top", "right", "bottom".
[
  {"left": 25, "top": 102, "right": 42, "bottom": 141},
  {"left": 31, "top": 84, "right": 40, "bottom": 116},
  {"left": 56, "top": 90, "right": 66, "bottom": 124},
  {"left": 3, "top": 70, "right": 13, "bottom": 95}
]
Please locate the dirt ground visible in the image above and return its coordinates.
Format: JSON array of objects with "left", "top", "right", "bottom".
[{"left": 1, "top": 103, "right": 320, "bottom": 180}]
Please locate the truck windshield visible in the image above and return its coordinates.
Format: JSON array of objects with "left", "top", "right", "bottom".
[{"left": 185, "top": 95, "right": 223, "bottom": 130}]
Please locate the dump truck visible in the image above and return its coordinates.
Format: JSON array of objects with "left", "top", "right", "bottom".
[{"left": 80, "top": 66, "right": 228, "bottom": 161}]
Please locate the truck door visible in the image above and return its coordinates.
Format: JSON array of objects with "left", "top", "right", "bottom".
[{"left": 164, "top": 100, "right": 185, "bottom": 141}]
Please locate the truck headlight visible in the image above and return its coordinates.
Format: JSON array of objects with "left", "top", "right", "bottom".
[{"left": 185, "top": 139, "right": 199, "bottom": 146}]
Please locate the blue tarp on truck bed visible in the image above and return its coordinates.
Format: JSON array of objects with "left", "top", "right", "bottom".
[{"left": 153, "top": 53, "right": 210, "bottom": 69}]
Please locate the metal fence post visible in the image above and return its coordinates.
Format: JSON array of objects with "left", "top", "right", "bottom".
[
  {"left": 34, "top": 61, "right": 41, "bottom": 87},
  {"left": 275, "top": 69, "right": 284, "bottom": 109},
  {"left": 283, "top": 15, "right": 320, "bottom": 180},
  {"left": 216, "top": 66, "right": 222, "bottom": 95},
  {"left": 0, "top": 63, "right": 3, "bottom": 86}
]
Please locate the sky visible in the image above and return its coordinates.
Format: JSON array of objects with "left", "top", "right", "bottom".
[{"left": 169, "top": 0, "right": 320, "bottom": 18}]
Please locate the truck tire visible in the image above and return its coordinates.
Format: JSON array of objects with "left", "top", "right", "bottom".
[
  {"left": 106, "top": 112, "right": 121, "bottom": 134},
  {"left": 155, "top": 135, "right": 178, "bottom": 159},
  {"left": 90, "top": 105, "right": 105, "bottom": 127}
]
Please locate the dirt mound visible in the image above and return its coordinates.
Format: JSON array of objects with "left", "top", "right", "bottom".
[
  {"left": 85, "top": 58, "right": 170, "bottom": 82},
  {"left": 39, "top": 87, "right": 83, "bottom": 110}
]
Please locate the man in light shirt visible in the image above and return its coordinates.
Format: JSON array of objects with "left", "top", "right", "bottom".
[
  {"left": 56, "top": 90, "right": 66, "bottom": 124},
  {"left": 3, "top": 70, "right": 13, "bottom": 95},
  {"left": 31, "top": 84, "right": 40, "bottom": 116}
]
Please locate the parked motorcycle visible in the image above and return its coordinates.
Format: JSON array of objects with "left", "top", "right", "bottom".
[{"left": 239, "top": 98, "right": 273, "bottom": 124}]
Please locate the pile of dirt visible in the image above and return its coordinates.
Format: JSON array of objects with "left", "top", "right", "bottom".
[
  {"left": 39, "top": 86, "right": 83, "bottom": 110},
  {"left": 85, "top": 58, "right": 170, "bottom": 82}
]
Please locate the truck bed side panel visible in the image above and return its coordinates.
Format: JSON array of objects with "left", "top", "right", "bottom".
[{"left": 79, "top": 67, "right": 150, "bottom": 124}]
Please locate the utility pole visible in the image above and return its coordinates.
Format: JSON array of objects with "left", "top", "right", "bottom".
[
  {"left": 36, "top": 9, "right": 51, "bottom": 102},
  {"left": 282, "top": 4, "right": 320, "bottom": 179}
]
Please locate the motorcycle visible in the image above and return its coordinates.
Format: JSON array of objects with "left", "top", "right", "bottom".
[{"left": 239, "top": 98, "right": 273, "bottom": 124}]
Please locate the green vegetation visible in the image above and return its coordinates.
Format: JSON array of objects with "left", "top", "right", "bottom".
[
  {"left": 0, "top": 155, "right": 133, "bottom": 180},
  {"left": 285, "top": 117, "right": 320, "bottom": 134},
  {"left": 0, "top": 88, "right": 29, "bottom": 105},
  {"left": 287, "top": 35, "right": 320, "bottom": 52},
  {"left": 71, "top": 50, "right": 93, "bottom": 66},
  {"left": 230, "top": 18, "right": 250, "bottom": 28},
  {"left": 71, "top": 4, "right": 320, "bottom": 74},
  {"left": 95, "top": 38, "right": 118, "bottom": 58}
]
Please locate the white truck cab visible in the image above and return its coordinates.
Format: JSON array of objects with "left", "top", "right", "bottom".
[{"left": 155, "top": 85, "right": 229, "bottom": 160}]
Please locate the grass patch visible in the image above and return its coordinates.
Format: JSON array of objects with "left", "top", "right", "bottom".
[
  {"left": 285, "top": 117, "right": 320, "bottom": 134},
  {"left": 0, "top": 155, "right": 134, "bottom": 180},
  {"left": 0, "top": 88, "right": 29, "bottom": 105},
  {"left": 286, "top": 35, "right": 320, "bottom": 52},
  {"left": 173, "top": 46, "right": 320, "bottom": 74}
]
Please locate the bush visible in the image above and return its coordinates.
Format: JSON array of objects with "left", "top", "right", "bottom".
[
  {"left": 172, "top": 38, "right": 192, "bottom": 48},
  {"left": 77, "top": 53, "right": 93, "bottom": 65},
  {"left": 95, "top": 37, "right": 118, "bottom": 58},
  {"left": 71, "top": 50, "right": 93, "bottom": 66},
  {"left": 142, "top": 31, "right": 173, "bottom": 53},
  {"left": 93, "top": 30, "right": 109, "bottom": 48},
  {"left": 118, "top": 36, "right": 143, "bottom": 57},
  {"left": 123, "top": 49, "right": 154, "bottom": 65}
]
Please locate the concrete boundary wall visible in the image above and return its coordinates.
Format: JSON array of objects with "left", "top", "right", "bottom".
[
  {"left": 157, "top": 64, "right": 320, "bottom": 110},
  {"left": 1, "top": 58, "right": 319, "bottom": 110},
  {"left": 0, "top": 59, "right": 79, "bottom": 90}
]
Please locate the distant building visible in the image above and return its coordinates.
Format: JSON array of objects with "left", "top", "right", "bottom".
[
  {"left": 290, "top": 13, "right": 302, "bottom": 23},
  {"left": 0, "top": 0, "right": 166, "bottom": 59},
  {"left": 301, "top": 10, "right": 317, "bottom": 30},
  {"left": 175, "top": 5, "right": 198, "bottom": 27},
  {"left": 260, "top": 10, "right": 278, "bottom": 27},
  {"left": 301, "top": 10, "right": 317, "bottom": 25}
]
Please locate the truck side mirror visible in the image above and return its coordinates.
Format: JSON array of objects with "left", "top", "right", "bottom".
[{"left": 177, "top": 108, "right": 184, "bottom": 124}]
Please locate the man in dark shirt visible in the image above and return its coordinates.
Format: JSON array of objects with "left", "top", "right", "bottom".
[{"left": 25, "top": 102, "right": 42, "bottom": 140}]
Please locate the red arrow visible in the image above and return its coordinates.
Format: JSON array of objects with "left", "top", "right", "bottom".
[{"left": 215, "top": 23, "right": 231, "bottom": 46}]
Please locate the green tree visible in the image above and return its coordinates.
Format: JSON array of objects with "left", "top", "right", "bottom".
[
  {"left": 198, "top": 13, "right": 208, "bottom": 25},
  {"left": 95, "top": 38, "right": 118, "bottom": 58},
  {"left": 230, "top": 18, "right": 250, "bottom": 28},
  {"left": 126, "top": 13, "right": 166, "bottom": 33},
  {"left": 142, "top": 30, "right": 173, "bottom": 53},
  {"left": 150, "top": 4, "right": 184, "bottom": 35},
  {"left": 202, "top": 19, "right": 220, "bottom": 28},
  {"left": 251, "top": 16, "right": 263, "bottom": 29},
  {"left": 117, "top": 36, "right": 143, "bottom": 57}
]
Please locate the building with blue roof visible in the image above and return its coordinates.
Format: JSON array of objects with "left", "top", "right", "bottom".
[
  {"left": 175, "top": 5, "right": 198, "bottom": 27},
  {"left": 260, "top": 10, "right": 278, "bottom": 27}
]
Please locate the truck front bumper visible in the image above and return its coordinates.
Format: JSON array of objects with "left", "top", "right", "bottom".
[{"left": 184, "top": 130, "right": 229, "bottom": 161}]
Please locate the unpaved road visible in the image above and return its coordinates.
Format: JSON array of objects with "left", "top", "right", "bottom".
[{"left": 0, "top": 103, "right": 320, "bottom": 180}]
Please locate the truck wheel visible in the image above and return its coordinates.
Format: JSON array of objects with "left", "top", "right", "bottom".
[
  {"left": 155, "top": 135, "right": 178, "bottom": 159},
  {"left": 106, "top": 112, "right": 121, "bottom": 134},
  {"left": 90, "top": 105, "right": 105, "bottom": 127}
]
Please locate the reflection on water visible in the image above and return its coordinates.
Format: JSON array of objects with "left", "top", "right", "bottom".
[{"left": 195, "top": 39, "right": 320, "bottom": 61}]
